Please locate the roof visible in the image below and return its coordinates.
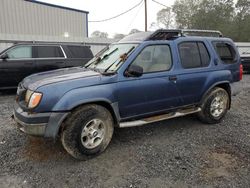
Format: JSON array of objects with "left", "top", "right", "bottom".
[
  {"left": 24, "top": 0, "right": 89, "bottom": 14},
  {"left": 119, "top": 29, "right": 224, "bottom": 43}
]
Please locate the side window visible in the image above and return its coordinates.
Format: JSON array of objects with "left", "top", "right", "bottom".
[
  {"left": 198, "top": 42, "right": 210, "bottom": 66},
  {"left": 213, "top": 42, "right": 236, "bottom": 64},
  {"left": 179, "top": 42, "right": 210, "bottom": 69},
  {"left": 35, "top": 46, "right": 64, "bottom": 58},
  {"left": 6, "top": 46, "right": 32, "bottom": 59},
  {"left": 132, "top": 45, "right": 172, "bottom": 73},
  {"left": 67, "top": 46, "right": 93, "bottom": 58}
]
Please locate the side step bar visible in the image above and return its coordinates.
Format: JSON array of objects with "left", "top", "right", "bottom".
[{"left": 119, "top": 107, "right": 201, "bottom": 128}]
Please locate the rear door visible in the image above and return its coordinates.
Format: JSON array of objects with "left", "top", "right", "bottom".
[
  {"left": 62, "top": 45, "right": 93, "bottom": 67},
  {"left": 0, "top": 45, "right": 35, "bottom": 88},
  {"left": 34, "top": 45, "right": 66, "bottom": 73},
  {"left": 174, "top": 40, "right": 212, "bottom": 105}
]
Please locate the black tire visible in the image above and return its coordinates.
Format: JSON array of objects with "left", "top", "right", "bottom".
[
  {"left": 197, "top": 87, "right": 229, "bottom": 124},
  {"left": 61, "top": 104, "right": 114, "bottom": 160}
]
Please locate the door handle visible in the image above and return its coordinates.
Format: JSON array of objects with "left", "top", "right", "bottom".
[
  {"left": 169, "top": 75, "right": 177, "bottom": 81},
  {"left": 56, "top": 62, "right": 64, "bottom": 64}
]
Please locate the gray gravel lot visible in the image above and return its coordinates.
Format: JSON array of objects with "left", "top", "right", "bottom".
[{"left": 0, "top": 75, "right": 250, "bottom": 188}]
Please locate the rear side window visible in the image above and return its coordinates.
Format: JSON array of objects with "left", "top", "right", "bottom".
[
  {"left": 66, "top": 46, "right": 93, "bottom": 58},
  {"left": 35, "top": 46, "right": 64, "bottom": 58},
  {"left": 179, "top": 42, "right": 210, "bottom": 69},
  {"left": 213, "top": 42, "right": 236, "bottom": 64}
]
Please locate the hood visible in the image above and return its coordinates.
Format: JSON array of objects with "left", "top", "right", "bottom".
[{"left": 22, "top": 67, "right": 101, "bottom": 90}]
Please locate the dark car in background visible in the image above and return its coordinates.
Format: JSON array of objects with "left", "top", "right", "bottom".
[
  {"left": 237, "top": 45, "right": 250, "bottom": 72},
  {"left": 0, "top": 43, "right": 93, "bottom": 89}
]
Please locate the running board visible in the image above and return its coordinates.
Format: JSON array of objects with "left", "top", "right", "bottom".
[{"left": 119, "top": 107, "right": 201, "bottom": 128}]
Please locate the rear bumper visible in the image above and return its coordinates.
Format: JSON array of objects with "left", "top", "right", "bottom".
[{"left": 13, "top": 102, "right": 69, "bottom": 139}]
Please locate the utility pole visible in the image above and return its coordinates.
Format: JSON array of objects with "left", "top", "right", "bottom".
[{"left": 144, "top": 0, "right": 147, "bottom": 31}]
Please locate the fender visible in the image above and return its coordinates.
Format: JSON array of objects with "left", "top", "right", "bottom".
[
  {"left": 199, "top": 81, "right": 231, "bottom": 107},
  {"left": 52, "top": 84, "right": 121, "bottom": 121}
]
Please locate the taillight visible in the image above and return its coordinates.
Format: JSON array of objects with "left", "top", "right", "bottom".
[{"left": 240, "top": 64, "right": 243, "bottom": 80}]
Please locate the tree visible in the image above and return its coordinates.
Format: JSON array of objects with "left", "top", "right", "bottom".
[
  {"left": 234, "top": 0, "right": 250, "bottom": 41},
  {"left": 91, "top": 30, "right": 108, "bottom": 38},
  {"left": 113, "top": 33, "right": 126, "bottom": 40},
  {"left": 156, "top": 7, "right": 174, "bottom": 29},
  {"left": 192, "top": 0, "right": 234, "bottom": 33},
  {"left": 172, "top": 0, "right": 235, "bottom": 37},
  {"left": 172, "top": 0, "right": 199, "bottom": 28}
]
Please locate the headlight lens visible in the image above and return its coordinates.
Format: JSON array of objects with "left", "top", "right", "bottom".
[
  {"left": 25, "top": 90, "right": 42, "bottom": 108},
  {"left": 25, "top": 90, "right": 33, "bottom": 103}
]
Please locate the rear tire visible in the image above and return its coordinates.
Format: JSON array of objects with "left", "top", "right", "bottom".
[
  {"left": 61, "top": 104, "right": 114, "bottom": 160},
  {"left": 197, "top": 87, "right": 229, "bottom": 124}
]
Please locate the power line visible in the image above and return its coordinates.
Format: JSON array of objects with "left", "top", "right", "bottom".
[
  {"left": 151, "top": 0, "right": 169, "bottom": 8},
  {"left": 126, "top": 2, "right": 144, "bottom": 33},
  {"left": 89, "top": 0, "right": 144, "bottom": 23}
]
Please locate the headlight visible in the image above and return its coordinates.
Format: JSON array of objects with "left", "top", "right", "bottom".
[
  {"left": 25, "top": 90, "right": 43, "bottom": 108},
  {"left": 25, "top": 90, "right": 33, "bottom": 103}
]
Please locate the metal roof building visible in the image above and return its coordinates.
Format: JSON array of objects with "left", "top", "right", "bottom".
[
  {"left": 0, "top": 0, "right": 89, "bottom": 40},
  {"left": 0, "top": 0, "right": 115, "bottom": 54}
]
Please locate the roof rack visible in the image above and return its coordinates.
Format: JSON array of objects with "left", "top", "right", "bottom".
[{"left": 146, "top": 29, "right": 223, "bottom": 40}]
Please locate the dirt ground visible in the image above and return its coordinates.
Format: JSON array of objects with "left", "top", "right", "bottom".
[{"left": 0, "top": 75, "right": 250, "bottom": 188}]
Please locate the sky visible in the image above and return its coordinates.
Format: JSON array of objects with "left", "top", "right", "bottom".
[{"left": 38, "top": 0, "right": 175, "bottom": 38}]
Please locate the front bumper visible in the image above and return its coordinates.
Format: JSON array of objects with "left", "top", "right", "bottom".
[{"left": 14, "top": 102, "right": 69, "bottom": 139}]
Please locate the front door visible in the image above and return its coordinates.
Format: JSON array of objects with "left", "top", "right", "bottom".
[
  {"left": 0, "top": 45, "right": 35, "bottom": 88},
  {"left": 117, "top": 44, "right": 182, "bottom": 119}
]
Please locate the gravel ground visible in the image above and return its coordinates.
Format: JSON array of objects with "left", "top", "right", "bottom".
[{"left": 0, "top": 75, "right": 250, "bottom": 188}]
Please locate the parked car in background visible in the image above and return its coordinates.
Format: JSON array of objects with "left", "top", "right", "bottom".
[
  {"left": 14, "top": 29, "right": 242, "bottom": 160},
  {"left": 0, "top": 43, "right": 93, "bottom": 89},
  {"left": 239, "top": 47, "right": 250, "bottom": 72}
]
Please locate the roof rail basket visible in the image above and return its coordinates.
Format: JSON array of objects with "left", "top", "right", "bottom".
[{"left": 146, "top": 29, "right": 223, "bottom": 40}]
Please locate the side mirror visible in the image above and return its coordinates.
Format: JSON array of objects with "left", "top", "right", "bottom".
[
  {"left": 0, "top": 54, "right": 9, "bottom": 60},
  {"left": 125, "top": 65, "right": 143, "bottom": 77}
]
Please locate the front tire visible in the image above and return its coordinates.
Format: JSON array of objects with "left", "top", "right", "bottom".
[
  {"left": 61, "top": 104, "right": 114, "bottom": 160},
  {"left": 198, "top": 87, "right": 229, "bottom": 124}
]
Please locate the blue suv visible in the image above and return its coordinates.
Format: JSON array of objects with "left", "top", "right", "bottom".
[{"left": 14, "top": 30, "right": 243, "bottom": 159}]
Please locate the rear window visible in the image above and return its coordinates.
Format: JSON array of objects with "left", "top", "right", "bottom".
[
  {"left": 66, "top": 46, "right": 93, "bottom": 58},
  {"left": 35, "top": 46, "right": 64, "bottom": 58},
  {"left": 213, "top": 42, "right": 236, "bottom": 64}
]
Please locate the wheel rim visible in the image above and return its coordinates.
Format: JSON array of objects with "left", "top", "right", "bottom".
[
  {"left": 80, "top": 119, "right": 105, "bottom": 149},
  {"left": 210, "top": 92, "right": 228, "bottom": 118}
]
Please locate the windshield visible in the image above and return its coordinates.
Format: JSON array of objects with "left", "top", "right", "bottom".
[{"left": 85, "top": 43, "right": 138, "bottom": 73}]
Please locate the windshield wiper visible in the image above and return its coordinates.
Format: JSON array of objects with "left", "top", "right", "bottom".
[
  {"left": 84, "top": 46, "right": 110, "bottom": 68},
  {"left": 86, "top": 48, "right": 119, "bottom": 69},
  {"left": 104, "top": 46, "right": 135, "bottom": 73}
]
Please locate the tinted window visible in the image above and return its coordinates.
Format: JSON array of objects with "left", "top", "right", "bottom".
[
  {"left": 179, "top": 42, "right": 201, "bottom": 68},
  {"left": 132, "top": 45, "right": 172, "bottom": 73},
  {"left": 35, "top": 46, "right": 64, "bottom": 58},
  {"left": 6, "top": 46, "right": 32, "bottom": 59},
  {"left": 67, "top": 46, "right": 93, "bottom": 58},
  {"left": 198, "top": 42, "right": 210, "bottom": 66},
  {"left": 213, "top": 42, "right": 236, "bottom": 64},
  {"left": 179, "top": 42, "right": 210, "bottom": 69}
]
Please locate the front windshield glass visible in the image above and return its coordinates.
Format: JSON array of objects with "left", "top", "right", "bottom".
[{"left": 85, "top": 43, "right": 138, "bottom": 73}]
